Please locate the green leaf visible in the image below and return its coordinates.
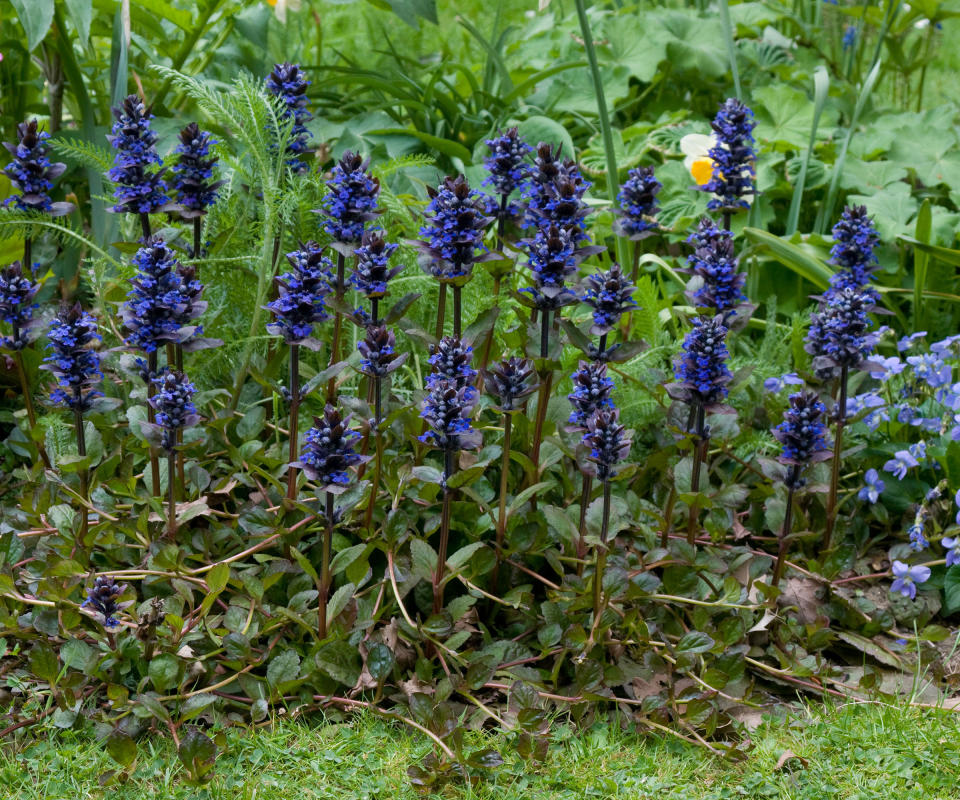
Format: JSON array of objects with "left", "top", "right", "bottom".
[
  {"left": 201, "top": 565, "right": 228, "bottom": 597},
  {"left": 944, "top": 565, "right": 960, "bottom": 615},
  {"left": 181, "top": 693, "right": 217, "bottom": 721},
  {"left": 61, "top": 638, "right": 94, "bottom": 672},
  {"left": 326, "top": 582, "right": 356, "bottom": 625},
  {"left": 266, "top": 649, "right": 301, "bottom": 689},
  {"left": 148, "top": 654, "right": 180, "bottom": 692},
  {"left": 315, "top": 640, "right": 361, "bottom": 686},
  {"left": 368, "top": 128, "right": 471, "bottom": 163},
  {"left": 106, "top": 729, "right": 137, "bottom": 768},
  {"left": 329, "top": 543, "right": 367, "bottom": 576},
  {"left": 367, "top": 643, "right": 395, "bottom": 682},
  {"left": 516, "top": 116, "right": 576, "bottom": 161},
  {"left": 177, "top": 727, "right": 217, "bottom": 785},
  {"left": 848, "top": 182, "right": 918, "bottom": 241},
  {"left": 388, "top": 0, "right": 438, "bottom": 29},
  {"left": 410, "top": 538, "right": 438, "bottom": 580},
  {"left": 676, "top": 631, "right": 715, "bottom": 654},
  {"left": 29, "top": 644, "right": 59, "bottom": 683},
  {"left": 742, "top": 228, "right": 832, "bottom": 288},
  {"left": 64, "top": 0, "right": 92, "bottom": 45},
  {"left": 446, "top": 542, "right": 486, "bottom": 572},
  {"left": 10, "top": 0, "right": 55, "bottom": 51},
  {"left": 289, "top": 547, "right": 320, "bottom": 584}
]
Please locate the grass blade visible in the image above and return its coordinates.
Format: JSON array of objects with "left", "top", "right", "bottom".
[
  {"left": 816, "top": 59, "right": 882, "bottom": 233},
  {"left": 573, "top": 0, "right": 629, "bottom": 270},
  {"left": 912, "top": 199, "right": 932, "bottom": 329},
  {"left": 718, "top": 0, "right": 741, "bottom": 100},
  {"left": 786, "top": 66, "right": 829, "bottom": 235}
]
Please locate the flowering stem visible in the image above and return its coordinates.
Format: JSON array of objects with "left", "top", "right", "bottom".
[
  {"left": 772, "top": 469, "right": 799, "bottom": 588},
  {"left": 452, "top": 285, "right": 462, "bottom": 338},
  {"left": 496, "top": 194, "right": 507, "bottom": 253},
  {"left": 139, "top": 213, "right": 151, "bottom": 240},
  {"left": 722, "top": 211, "right": 732, "bottom": 232},
  {"left": 540, "top": 309, "right": 550, "bottom": 360},
  {"left": 286, "top": 343, "right": 300, "bottom": 501},
  {"left": 434, "top": 447, "right": 456, "bottom": 614},
  {"left": 492, "top": 413, "right": 512, "bottom": 590},
  {"left": 73, "top": 404, "right": 89, "bottom": 548},
  {"left": 147, "top": 352, "right": 161, "bottom": 496},
  {"left": 576, "top": 472, "right": 593, "bottom": 575},
  {"left": 660, "top": 483, "right": 676, "bottom": 549},
  {"left": 592, "top": 481, "right": 612, "bottom": 623},
  {"left": 13, "top": 350, "right": 51, "bottom": 469},
  {"left": 192, "top": 218, "right": 202, "bottom": 263},
  {"left": 318, "top": 491, "right": 334, "bottom": 639},
  {"left": 597, "top": 333, "right": 607, "bottom": 362},
  {"left": 166, "top": 451, "right": 177, "bottom": 540},
  {"left": 364, "top": 425, "right": 383, "bottom": 536},
  {"left": 175, "top": 346, "right": 185, "bottom": 500},
  {"left": 371, "top": 297, "right": 379, "bottom": 325},
  {"left": 622, "top": 240, "right": 642, "bottom": 339},
  {"left": 687, "top": 403, "right": 707, "bottom": 546},
  {"left": 23, "top": 238, "right": 31, "bottom": 268},
  {"left": 824, "top": 364, "right": 848, "bottom": 551},
  {"left": 530, "top": 370, "right": 553, "bottom": 471},
  {"left": 435, "top": 283, "right": 447, "bottom": 340},
  {"left": 327, "top": 254, "right": 346, "bottom": 403}
]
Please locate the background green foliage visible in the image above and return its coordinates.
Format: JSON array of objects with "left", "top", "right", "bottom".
[{"left": 4, "top": 0, "right": 960, "bottom": 791}]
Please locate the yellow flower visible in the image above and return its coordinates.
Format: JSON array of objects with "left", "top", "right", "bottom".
[
  {"left": 680, "top": 133, "right": 718, "bottom": 186},
  {"left": 265, "top": 0, "right": 302, "bottom": 24}
]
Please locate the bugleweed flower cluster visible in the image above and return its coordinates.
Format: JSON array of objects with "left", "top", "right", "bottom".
[{"left": 5, "top": 72, "right": 956, "bottom": 766}]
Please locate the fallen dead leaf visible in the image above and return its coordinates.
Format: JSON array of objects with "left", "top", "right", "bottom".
[{"left": 774, "top": 749, "right": 809, "bottom": 771}]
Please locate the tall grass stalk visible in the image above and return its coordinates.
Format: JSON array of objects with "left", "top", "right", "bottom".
[
  {"left": 786, "top": 66, "right": 830, "bottom": 236},
  {"left": 816, "top": 60, "right": 881, "bottom": 233},
  {"left": 573, "top": 0, "right": 629, "bottom": 271}
]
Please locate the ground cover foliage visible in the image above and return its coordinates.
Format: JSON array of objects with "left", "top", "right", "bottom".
[{"left": 4, "top": 0, "right": 960, "bottom": 791}]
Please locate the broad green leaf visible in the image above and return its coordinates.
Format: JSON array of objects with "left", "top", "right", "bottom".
[
  {"left": 10, "top": 0, "right": 55, "bottom": 51},
  {"left": 106, "top": 730, "right": 137, "bottom": 768},
  {"left": 849, "top": 182, "right": 918, "bottom": 241},
  {"left": 367, "top": 643, "right": 395, "bottom": 682},
  {"left": 388, "top": 0, "right": 438, "bottom": 29},
  {"left": 266, "top": 649, "right": 301, "bottom": 689},
  {"left": 64, "top": 0, "right": 93, "bottom": 45},
  {"left": 742, "top": 228, "right": 832, "bottom": 288},
  {"left": 326, "top": 582, "right": 356, "bottom": 625},
  {"left": 944, "top": 565, "right": 960, "bottom": 616},
  {"left": 517, "top": 115, "right": 576, "bottom": 161},
  {"left": 315, "top": 639, "right": 361, "bottom": 686},
  {"left": 447, "top": 542, "right": 485, "bottom": 571},
  {"left": 148, "top": 654, "right": 180, "bottom": 692}
]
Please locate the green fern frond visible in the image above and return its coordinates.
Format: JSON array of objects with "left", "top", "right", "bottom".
[
  {"left": 50, "top": 138, "right": 113, "bottom": 172},
  {"left": 373, "top": 153, "right": 436, "bottom": 180},
  {"left": 0, "top": 210, "right": 120, "bottom": 268}
]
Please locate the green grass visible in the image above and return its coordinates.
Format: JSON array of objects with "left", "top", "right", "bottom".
[{"left": 3, "top": 700, "right": 960, "bottom": 799}]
